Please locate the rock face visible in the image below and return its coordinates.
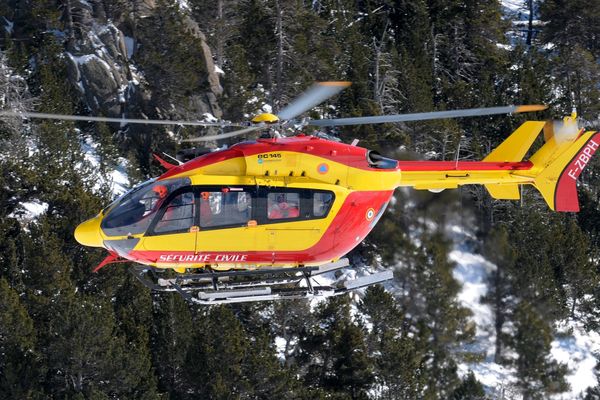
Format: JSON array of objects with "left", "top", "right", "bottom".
[
  {"left": 183, "top": 16, "right": 223, "bottom": 97},
  {"left": 64, "top": 0, "right": 222, "bottom": 123},
  {"left": 66, "top": 20, "right": 131, "bottom": 118}
]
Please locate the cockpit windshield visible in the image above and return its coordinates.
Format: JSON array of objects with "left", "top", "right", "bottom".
[{"left": 101, "top": 178, "right": 191, "bottom": 237}]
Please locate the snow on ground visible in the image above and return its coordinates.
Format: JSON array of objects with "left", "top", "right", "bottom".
[
  {"left": 501, "top": 0, "right": 527, "bottom": 16},
  {"left": 9, "top": 200, "right": 49, "bottom": 222},
  {"left": 500, "top": 0, "right": 542, "bottom": 48},
  {"left": 451, "top": 267, "right": 520, "bottom": 394},
  {"left": 449, "top": 225, "right": 519, "bottom": 395},
  {"left": 80, "top": 135, "right": 130, "bottom": 197},
  {"left": 124, "top": 36, "right": 135, "bottom": 59},
  {"left": 274, "top": 336, "right": 287, "bottom": 362},
  {"left": 202, "top": 113, "right": 218, "bottom": 123},
  {"left": 501, "top": 0, "right": 535, "bottom": 22},
  {"left": 552, "top": 319, "right": 600, "bottom": 399},
  {"left": 449, "top": 224, "right": 600, "bottom": 398},
  {"left": 450, "top": 249, "right": 496, "bottom": 342},
  {"left": 176, "top": 0, "right": 190, "bottom": 11}
]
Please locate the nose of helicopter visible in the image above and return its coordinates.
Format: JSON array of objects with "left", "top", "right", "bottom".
[{"left": 74, "top": 216, "right": 104, "bottom": 248}]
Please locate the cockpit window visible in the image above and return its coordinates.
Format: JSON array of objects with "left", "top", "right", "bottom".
[
  {"left": 101, "top": 178, "right": 191, "bottom": 236},
  {"left": 153, "top": 189, "right": 196, "bottom": 234}
]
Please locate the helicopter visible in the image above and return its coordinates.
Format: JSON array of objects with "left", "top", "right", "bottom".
[{"left": 3, "top": 82, "right": 599, "bottom": 304}]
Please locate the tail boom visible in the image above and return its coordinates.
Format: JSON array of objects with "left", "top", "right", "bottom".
[
  {"left": 394, "top": 123, "right": 599, "bottom": 212},
  {"left": 397, "top": 161, "right": 535, "bottom": 190},
  {"left": 395, "top": 121, "right": 544, "bottom": 193}
]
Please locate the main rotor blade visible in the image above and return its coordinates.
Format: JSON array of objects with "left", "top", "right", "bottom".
[
  {"left": 181, "top": 125, "right": 263, "bottom": 142},
  {"left": 277, "top": 81, "right": 351, "bottom": 120},
  {"left": 0, "top": 111, "right": 238, "bottom": 127},
  {"left": 307, "top": 105, "right": 548, "bottom": 127}
]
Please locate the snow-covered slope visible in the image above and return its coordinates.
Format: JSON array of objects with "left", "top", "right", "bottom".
[{"left": 450, "top": 225, "right": 599, "bottom": 398}]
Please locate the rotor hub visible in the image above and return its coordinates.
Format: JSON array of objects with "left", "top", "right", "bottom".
[{"left": 251, "top": 113, "right": 280, "bottom": 124}]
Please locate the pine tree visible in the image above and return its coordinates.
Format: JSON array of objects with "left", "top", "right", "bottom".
[
  {"left": 359, "top": 286, "right": 427, "bottom": 398},
  {"left": 151, "top": 292, "right": 194, "bottom": 397},
  {"left": 184, "top": 305, "right": 248, "bottom": 399},
  {"left": 551, "top": 217, "right": 597, "bottom": 319},
  {"left": 451, "top": 371, "right": 486, "bottom": 400},
  {"left": 512, "top": 301, "right": 569, "bottom": 398},
  {"left": 241, "top": 329, "right": 298, "bottom": 399},
  {"left": 136, "top": 0, "right": 209, "bottom": 103},
  {"left": 234, "top": 0, "right": 276, "bottom": 93},
  {"left": 417, "top": 233, "right": 476, "bottom": 399},
  {"left": 0, "top": 278, "right": 43, "bottom": 399},
  {"left": 505, "top": 208, "right": 568, "bottom": 321},
  {"left": 111, "top": 273, "right": 160, "bottom": 398},
  {"left": 540, "top": 0, "right": 600, "bottom": 58},
  {"left": 482, "top": 226, "right": 516, "bottom": 363},
  {"left": 44, "top": 294, "right": 129, "bottom": 396},
  {"left": 299, "top": 296, "right": 374, "bottom": 400},
  {"left": 539, "top": 0, "right": 600, "bottom": 119},
  {"left": 0, "top": 217, "right": 25, "bottom": 289},
  {"left": 270, "top": 300, "right": 316, "bottom": 366}
]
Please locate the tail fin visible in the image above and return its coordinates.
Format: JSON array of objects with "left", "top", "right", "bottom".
[
  {"left": 483, "top": 121, "right": 545, "bottom": 200},
  {"left": 531, "top": 131, "right": 600, "bottom": 211},
  {"left": 481, "top": 119, "right": 599, "bottom": 210}
]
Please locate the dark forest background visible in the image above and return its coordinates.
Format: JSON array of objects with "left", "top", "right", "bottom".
[{"left": 0, "top": 0, "right": 600, "bottom": 399}]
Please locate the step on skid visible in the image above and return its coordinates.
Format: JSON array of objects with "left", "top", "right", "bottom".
[{"left": 130, "top": 258, "right": 393, "bottom": 305}]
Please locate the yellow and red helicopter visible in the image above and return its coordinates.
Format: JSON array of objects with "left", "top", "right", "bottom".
[{"left": 4, "top": 82, "right": 599, "bottom": 304}]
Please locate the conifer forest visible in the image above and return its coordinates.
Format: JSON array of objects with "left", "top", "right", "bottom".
[{"left": 1, "top": 0, "right": 600, "bottom": 399}]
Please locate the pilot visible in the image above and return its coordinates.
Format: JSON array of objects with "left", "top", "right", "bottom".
[
  {"left": 142, "top": 184, "right": 168, "bottom": 216},
  {"left": 268, "top": 194, "right": 299, "bottom": 219},
  {"left": 159, "top": 191, "right": 195, "bottom": 232},
  {"left": 153, "top": 184, "right": 168, "bottom": 199},
  {"left": 199, "top": 191, "right": 214, "bottom": 226}
]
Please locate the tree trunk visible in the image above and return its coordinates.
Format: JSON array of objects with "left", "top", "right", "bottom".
[
  {"left": 493, "top": 270, "right": 505, "bottom": 363},
  {"left": 526, "top": 0, "right": 534, "bottom": 46},
  {"left": 63, "top": 0, "right": 76, "bottom": 51},
  {"left": 216, "top": 0, "right": 224, "bottom": 67},
  {"left": 372, "top": 18, "right": 388, "bottom": 111},
  {"left": 275, "top": 0, "right": 284, "bottom": 109}
]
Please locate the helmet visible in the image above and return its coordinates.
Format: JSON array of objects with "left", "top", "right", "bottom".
[{"left": 152, "top": 185, "right": 168, "bottom": 198}]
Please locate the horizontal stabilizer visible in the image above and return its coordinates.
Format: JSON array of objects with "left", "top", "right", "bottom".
[{"left": 485, "top": 184, "right": 520, "bottom": 200}]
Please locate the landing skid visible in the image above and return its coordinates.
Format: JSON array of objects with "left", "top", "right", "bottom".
[{"left": 130, "top": 258, "right": 393, "bottom": 305}]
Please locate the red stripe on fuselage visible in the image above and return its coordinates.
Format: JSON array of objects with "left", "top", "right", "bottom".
[
  {"left": 397, "top": 160, "right": 533, "bottom": 171},
  {"left": 128, "top": 190, "right": 394, "bottom": 266}
]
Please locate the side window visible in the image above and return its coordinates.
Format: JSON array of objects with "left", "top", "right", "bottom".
[
  {"left": 153, "top": 190, "right": 196, "bottom": 234},
  {"left": 200, "top": 190, "right": 252, "bottom": 228},
  {"left": 313, "top": 192, "right": 333, "bottom": 217},
  {"left": 267, "top": 192, "right": 300, "bottom": 220}
]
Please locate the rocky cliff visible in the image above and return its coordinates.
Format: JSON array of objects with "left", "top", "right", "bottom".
[{"left": 60, "top": 0, "right": 223, "bottom": 126}]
